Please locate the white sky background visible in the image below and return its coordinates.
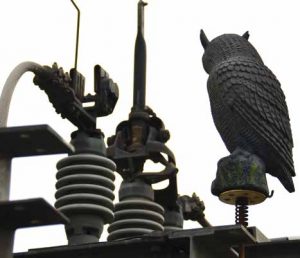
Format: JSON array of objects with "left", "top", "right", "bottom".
[{"left": 1, "top": 0, "right": 300, "bottom": 253}]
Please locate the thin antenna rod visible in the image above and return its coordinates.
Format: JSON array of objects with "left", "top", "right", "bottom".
[{"left": 71, "top": 0, "right": 80, "bottom": 70}]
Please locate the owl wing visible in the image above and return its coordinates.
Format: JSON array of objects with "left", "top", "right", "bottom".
[{"left": 219, "top": 59, "right": 294, "bottom": 178}]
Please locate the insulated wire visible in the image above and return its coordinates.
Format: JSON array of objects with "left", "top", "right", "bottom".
[
  {"left": 0, "top": 61, "right": 44, "bottom": 127},
  {"left": 0, "top": 61, "right": 44, "bottom": 201}
]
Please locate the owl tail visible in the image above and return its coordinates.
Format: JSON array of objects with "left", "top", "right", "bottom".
[{"left": 277, "top": 167, "right": 295, "bottom": 193}]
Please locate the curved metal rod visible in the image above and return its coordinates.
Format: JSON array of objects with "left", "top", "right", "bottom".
[{"left": 71, "top": 0, "right": 80, "bottom": 70}]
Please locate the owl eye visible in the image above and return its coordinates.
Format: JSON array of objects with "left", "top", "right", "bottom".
[
  {"left": 200, "top": 29, "right": 210, "bottom": 49},
  {"left": 242, "top": 31, "right": 250, "bottom": 40}
]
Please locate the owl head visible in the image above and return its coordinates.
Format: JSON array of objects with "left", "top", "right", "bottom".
[{"left": 200, "top": 30, "right": 263, "bottom": 73}]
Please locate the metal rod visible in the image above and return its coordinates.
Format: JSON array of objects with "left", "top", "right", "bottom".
[
  {"left": 239, "top": 244, "right": 245, "bottom": 258},
  {"left": 0, "top": 228, "right": 15, "bottom": 258},
  {"left": 137, "top": 0, "right": 146, "bottom": 34},
  {"left": 197, "top": 217, "right": 212, "bottom": 228},
  {"left": 71, "top": 0, "right": 80, "bottom": 70},
  {"left": 133, "top": 0, "right": 148, "bottom": 110},
  {"left": 0, "top": 157, "right": 11, "bottom": 201}
]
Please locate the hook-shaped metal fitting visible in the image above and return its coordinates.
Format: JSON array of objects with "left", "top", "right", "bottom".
[{"left": 71, "top": 0, "right": 80, "bottom": 70}]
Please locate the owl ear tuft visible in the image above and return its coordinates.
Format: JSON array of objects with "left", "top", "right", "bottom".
[
  {"left": 242, "top": 31, "right": 250, "bottom": 40},
  {"left": 200, "top": 29, "right": 210, "bottom": 49}
]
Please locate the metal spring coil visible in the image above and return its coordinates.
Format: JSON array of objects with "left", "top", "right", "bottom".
[
  {"left": 107, "top": 197, "right": 165, "bottom": 241},
  {"left": 235, "top": 198, "right": 249, "bottom": 227},
  {"left": 55, "top": 154, "right": 116, "bottom": 224}
]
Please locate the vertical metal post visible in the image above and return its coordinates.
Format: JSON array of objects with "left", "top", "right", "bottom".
[
  {"left": 0, "top": 229, "right": 14, "bottom": 258},
  {"left": 0, "top": 154, "right": 12, "bottom": 258},
  {"left": 0, "top": 157, "right": 11, "bottom": 201},
  {"left": 133, "top": 0, "right": 147, "bottom": 111},
  {"left": 239, "top": 244, "right": 245, "bottom": 258}
]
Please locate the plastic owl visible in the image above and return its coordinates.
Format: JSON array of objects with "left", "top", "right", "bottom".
[{"left": 200, "top": 30, "right": 295, "bottom": 192}]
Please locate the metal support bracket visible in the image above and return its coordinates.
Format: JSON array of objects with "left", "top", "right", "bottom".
[
  {"left": 0, "top": 124, "right": 74, "bottom": 157},
  {"left": 0, "top": 198, "right": 69, "bottom": 258}
]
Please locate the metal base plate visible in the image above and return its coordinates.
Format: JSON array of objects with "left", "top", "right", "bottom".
[
  {"left": 219, "top": 190, "right": 267, "bottom": 205},
  {"left": 14, "top": 225, "right": 256, "bottom": 258}
]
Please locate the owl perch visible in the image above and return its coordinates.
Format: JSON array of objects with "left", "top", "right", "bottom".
[{"left": 200, "top": 30, "right": 295, "bottom": 195}]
